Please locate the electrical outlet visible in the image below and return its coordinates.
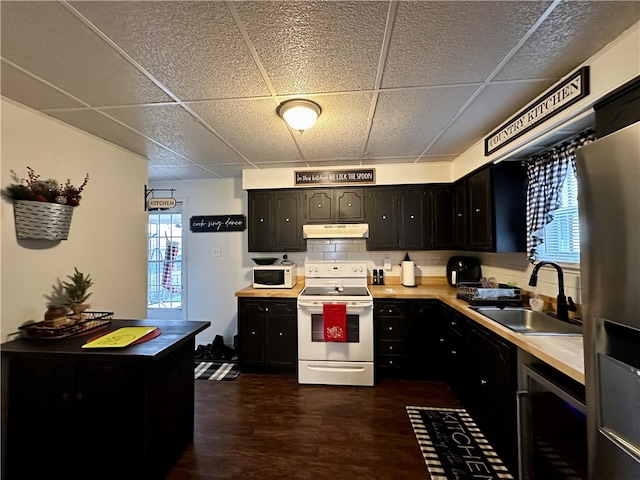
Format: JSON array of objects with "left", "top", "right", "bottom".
[{"left": 212, "top": 247, "right": 221, "bottom": 257}]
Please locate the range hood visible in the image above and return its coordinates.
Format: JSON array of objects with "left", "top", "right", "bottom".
[{"left": 303, "top": 223, "right": 369, "bottom": 239}]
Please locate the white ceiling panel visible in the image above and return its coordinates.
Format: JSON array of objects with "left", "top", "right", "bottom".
[
  {"left": 1, "top": 1, "right": 638, "bottom": 180},
  {"left": 69, "top": 1, "right": 271, "bottom": 101}
]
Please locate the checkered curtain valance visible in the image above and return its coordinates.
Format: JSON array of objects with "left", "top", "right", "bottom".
[{"left": 526, "top": 130, "right": 596, "bottom": 263}]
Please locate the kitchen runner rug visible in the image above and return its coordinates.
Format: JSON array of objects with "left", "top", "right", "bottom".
[
  {"left": 406, "top": 406, "right": 514, "bottom": 480},
  {"left": 194, "top": 361, "right": 240, "bottom": 381}
]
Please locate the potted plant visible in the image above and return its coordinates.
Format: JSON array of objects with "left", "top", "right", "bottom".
[
  {"left": 2, "top": 166, "right": 89, "bottom": 240},
  {"left": 62, "top": 267, "right": 93, "bottom": 315}
]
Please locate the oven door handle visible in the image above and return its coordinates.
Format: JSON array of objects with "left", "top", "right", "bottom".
[{"left": 297, "top": 301, "right": 373, "bottom": 311}]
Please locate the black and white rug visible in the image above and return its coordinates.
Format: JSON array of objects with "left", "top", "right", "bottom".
[
  {"left": 406, "top": 406, "right": 514, "bottom": 480},
  {"left": 194, "top": 361, "right": 240, "bottom": 381}
]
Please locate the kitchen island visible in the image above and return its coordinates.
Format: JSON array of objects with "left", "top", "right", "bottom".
[{"left": 1, "top": 319, "right": 210, "bottom": 480}]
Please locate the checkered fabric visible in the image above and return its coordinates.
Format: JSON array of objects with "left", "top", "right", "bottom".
[{"left": 526, "top": 130, "right": 595, "bottom": 263}]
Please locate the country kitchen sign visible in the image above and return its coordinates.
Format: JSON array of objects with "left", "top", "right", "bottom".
[
  {"left": 485, "top": 66, "right": 589, "bottom": 156},
  {"left": 190, "top": 215, "right": 246, "bottom": 232}
]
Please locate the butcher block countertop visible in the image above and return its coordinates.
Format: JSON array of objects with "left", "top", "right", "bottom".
[{"left": 236, "top": 281, "right": 585, "bottom": 385}]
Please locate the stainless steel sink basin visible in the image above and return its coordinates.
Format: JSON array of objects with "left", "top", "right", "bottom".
[{"left": 470, "top": 306, "right": 583, "bottom": 335}]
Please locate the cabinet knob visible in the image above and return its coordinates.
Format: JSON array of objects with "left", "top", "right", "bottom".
[
  {"left": 451, "top": 349, "right": 457, "bottom": 355},
  {"left": 388, "top": 326, "right": 393, "bottom": 331},
  {"left": 457, "top": 213, "right": 463, "bottom": 217},
  {"left": 382, "top": 215, "right": 387, "bottom": 220},
  {"left": 317, "top": 204, "right": 322, "bottom": 208},
  {"left": 285, "top": 218, "right": 290, "bottom": 222},
  {"left": 389, "top": 345, "right": 393, "bottom": 350},
  {"left": 480, "top": 379, "right": 488, "bottom": 386},
  {"left": 265, "top": 307, "right": 269, "bottom": 311},
  {"left": 348, "top": 203, "right": 353, "bottom": 207},
  {"left": 389, "top": 360, "right": 394, "bottom": 365},
  {"left": 279, "top": 332, "right": 283, "bottom": 336},
  {"left": 251, "top": 331, "right": 256, "bottom": 335},
  {"left": 62, "top": 392, "right": 70, "bottom": 401},
  {"left": 410, "top": 215, "right": 415, "bottom": 219},
  {"left": 260, "top": 218, "right": 265, "bottom": 223},
  {"left": 450, "top": 320, "right": 457, "bottom": 327},
  {"left": 475, "top": 208, "right": 481, "bottom": 213},
  {"left": 76, "top": 393, "right": 83, "bottom": 401},
  {"left": 439, "top": 337, "right": 445, "bottom": 343}
]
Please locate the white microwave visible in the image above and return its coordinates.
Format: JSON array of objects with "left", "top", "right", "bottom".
[{"left": 252, "top": 264, "right": 296, "bottom": 289}]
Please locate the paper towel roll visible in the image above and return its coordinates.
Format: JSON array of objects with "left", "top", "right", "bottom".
[{"left": 402, "top": 260, "right": 416, "bottom": 287}]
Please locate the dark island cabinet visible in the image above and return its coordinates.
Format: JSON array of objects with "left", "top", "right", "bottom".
[
  {"left": 454, "top": 162, "right": 527, "bottom": 252},
  {"left": 1, "top": 320, "right": 209, "bottom": 480},
  {"left": 237, "top": 298, "right": 297, "bottom": 373},
  {"left": 248, "top": 189, "right": 304, "bottom": 252},
  {"left": 304, "top": 188, "right": 365, "bottom": 223},
  {"left": 374, "top": 299, "right": 445, "bottom": 379}
]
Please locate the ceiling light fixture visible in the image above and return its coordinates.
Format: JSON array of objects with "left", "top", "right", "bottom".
[{"left": 277, "top": 99, "right": 321, "bottom": 132}]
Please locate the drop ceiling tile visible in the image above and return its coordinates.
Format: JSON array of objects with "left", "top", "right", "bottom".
[
  {"left": 366, "top": 86, "right": 479, "bottom": 158},
  {"left": 201, "top": 164, "right": 255, "bottom": 179},
  {"left": 361, "top": 157, "right": 419, "bottom": 165},
  {"left": 189, "top": 98, "right": 302, "bottom": 163},
  {"left": 250, "top": 161, "right": 310, "bottom": 170},
  {"left": 70, "top": 1, "right": 270, "bottom": 100},
  {"left": 148, "top": 165, "right": 224, "bottom": 181},
  {"left": 495, "top": 1, "right": 640, "bottom": 81},
  {"left": 1, "top": 62, "right": 85, "bottom": 110},
  {"left": 428, "top": 79, "right": 554, "bottom": 156},
  {"left": 145, "top": 143, "right": 196, "bottom": 167},
  {"left": 415, "top": 155, "right": 458, "bottom": 163},
  {"left": 305, "top": 159, "right": 368, "bottom": 167},
  {"left": 101, "top": 104, "right": 247, "bottom": 165},
  {"left": 1, "top": 2, "right": 172, "bottom": 106},
  {"left": 234, "top": 1, "right": 388, "bottom": 94},
  {"left": 383, "top": 1, "right": 553, "bottom": 88},
  {"left": 44, "top": 109, "right": 153, "bottom": 157}
]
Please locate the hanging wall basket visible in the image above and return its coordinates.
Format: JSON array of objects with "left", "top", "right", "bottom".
[{"left": 13, "top": 200, "right": 74, "bottom": 240}]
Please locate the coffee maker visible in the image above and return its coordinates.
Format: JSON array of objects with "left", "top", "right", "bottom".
[{"left": 446, "top": 256, "right": 481, "bottom": 287}]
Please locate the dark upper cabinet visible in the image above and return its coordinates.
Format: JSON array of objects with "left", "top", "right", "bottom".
[
  {"left": 248, "top": 189, "right": 304, "bottom": 252},
  {"left": 398, "top": 186, "right": 427, "bottom": 249},
  {"left": 367, "top": 185, "right": 454, "bottom": 250},
  {"left": 304, "top": 188, "right": 365, "bottom": 223},
  {"left": 366, "top": 187, "right": 398, "bottom": 250},
  {"left": 428, "top": 184, "right": 456, "bottom": 249},
  {"left": 454, "top": 162, "right": 526, "bottom": 252}
]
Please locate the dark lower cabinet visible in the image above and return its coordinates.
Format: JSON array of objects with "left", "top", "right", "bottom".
[
  {"left": 237, "top": 298, "right": 297, "bottom": 373},
  {"left": 444, "top": 307, "right": 518, "bottom": 475},
  {"left": 375, "top": 300, "right": 445, "bottom": 379}
]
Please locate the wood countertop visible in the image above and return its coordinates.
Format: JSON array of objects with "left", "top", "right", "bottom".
[{"left": 236, "top": 282, "right": 584, "bottom": 384}]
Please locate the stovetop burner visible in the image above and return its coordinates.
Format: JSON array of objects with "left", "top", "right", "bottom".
[{"left": 300, "top": 286, "right": 370, "bottom": 297}]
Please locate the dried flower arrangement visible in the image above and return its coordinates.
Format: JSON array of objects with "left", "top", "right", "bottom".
[{"left": 2, "top": 166, "right": 89, "bottom": 206}]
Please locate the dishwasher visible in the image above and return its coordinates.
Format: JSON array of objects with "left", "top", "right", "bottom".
[{"left": 517, "top": 357, "right": 587, "bottom": 480}]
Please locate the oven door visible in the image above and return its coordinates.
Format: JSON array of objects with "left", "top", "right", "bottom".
[{"left": 297, "top": 300, "right": 373, "bottom": 362}]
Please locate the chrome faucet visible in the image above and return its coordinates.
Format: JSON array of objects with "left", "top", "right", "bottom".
[{"left": 528, "top": 261, "right": 577, "bottom": 321}]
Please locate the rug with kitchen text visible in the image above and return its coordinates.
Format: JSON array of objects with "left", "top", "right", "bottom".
[
  {"left": 406, "top": 406, "right": 514, "bottom": 480},
  {"left": 194, "top": 361, "right": 240, "bottom": 381}
]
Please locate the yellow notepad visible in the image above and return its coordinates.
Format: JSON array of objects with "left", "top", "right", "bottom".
[{"left": 82, "top": 326, "right": 157, "bottom": 348}]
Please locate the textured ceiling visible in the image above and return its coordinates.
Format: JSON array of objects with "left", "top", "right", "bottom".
[{"left": 2, "top": 1, "right": 639, "bottom": 181}]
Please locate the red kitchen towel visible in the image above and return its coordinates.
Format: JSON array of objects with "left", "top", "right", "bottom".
[{"left": 323, "top": 303, "right": 347, "bottom": 342}]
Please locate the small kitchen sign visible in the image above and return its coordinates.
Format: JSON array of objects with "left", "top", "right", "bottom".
[
  {"left": 485, "top": 66, "right": 590, "bottom": 156},
  {"left": 190, "top": 215, "right": 246, "bottom": 232},
  {"left": 295, "top": 168, "right": 376, "bottom": 185},
  {"left": 147, "top": 197, "right": 176, "bottom": 210}
]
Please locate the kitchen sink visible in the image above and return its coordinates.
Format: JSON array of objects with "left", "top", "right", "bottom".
[{"left": 470, "top": 306, "right": 583, "bottom": 335}]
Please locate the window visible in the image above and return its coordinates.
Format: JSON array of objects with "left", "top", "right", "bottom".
[
  {"left": 148, "top": 210, "right": 183, "bottom": 309},
  {"left": 535, "top": 165, "right": 580, "bottom": 264}
]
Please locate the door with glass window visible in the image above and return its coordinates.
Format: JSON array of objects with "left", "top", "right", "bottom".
[{"left": 148, "top": 208, "right": 183, "bottom": 318}]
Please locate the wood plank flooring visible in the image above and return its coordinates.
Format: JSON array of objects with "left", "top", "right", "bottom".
[{"left": 166, "top": 373, "right": 461, "bottom": 479}]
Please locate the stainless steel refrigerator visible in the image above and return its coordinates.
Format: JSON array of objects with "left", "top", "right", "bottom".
[{"left": 576, "top": 121, "right": 640, "bottom": 479}]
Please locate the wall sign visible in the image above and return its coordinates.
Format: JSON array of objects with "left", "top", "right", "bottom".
[
  {"left": 484, "top": 66, "right": 590, "bottom": 156},
  {"left": 190, "top": 215, "right": 246, "bottom": 232},
  {"left": 295, "top": 168, "right": 376, "bottom": 185},
  {"left": 147, "top": 197, "right": 176, "bottom": 210}
]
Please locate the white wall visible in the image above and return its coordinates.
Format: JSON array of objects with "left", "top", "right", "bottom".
[{"left": 1, "top": 99, "right": 148, "bottom": 340}]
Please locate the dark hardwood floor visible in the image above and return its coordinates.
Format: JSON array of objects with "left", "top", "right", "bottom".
[{"left": 167, "top": 373, "right": 461, "bottom": 479}]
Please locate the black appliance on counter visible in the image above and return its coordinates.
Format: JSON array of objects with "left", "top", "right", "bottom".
[{"left": 446, "top": 256, "right": 481, "bottom": 287}]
